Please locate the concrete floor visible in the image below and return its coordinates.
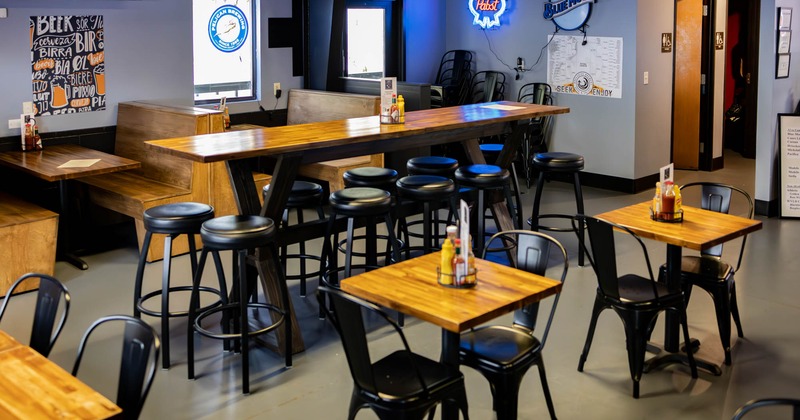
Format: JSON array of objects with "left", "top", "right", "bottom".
[{"left": 3, "top": 151, "right": 798, "bottom": 419}]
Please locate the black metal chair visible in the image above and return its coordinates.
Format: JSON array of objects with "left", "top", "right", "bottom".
[
  {"left": 660, "top": 182, "right": 754, "bottom": 366},
  {"left": 432, "top": 50, "right": 473, "bottom": 108},
  {"left": 470, "top": 71, "right": 506, "bottom": 104},
  {"left": 318, "top": 286, "right": 470, "bottom": 420},
  {"left": 459, "top": 230, "right": 568, "bottom": 420},
  {"left": 732, "top": 398, "right": 800, "bottom": 419},
  {"left": 576, "top": 215, "right": 698, "bottom": 398},
  {"left": 72, "top": 315, "right": 160, "bottom": 420},
  {"left": 0, "top": 273, "right": 70, "bottom": 358},
  {"left": 517, "top": 82, "right": 554, "bottom": 188}
]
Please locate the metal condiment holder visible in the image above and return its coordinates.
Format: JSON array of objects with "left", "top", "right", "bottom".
[
  {"left": 650, "top": 207, "right": 684, "bottom": 223},
  {"left": 436, "top": 266, "right": 478, "bottom": 288}
]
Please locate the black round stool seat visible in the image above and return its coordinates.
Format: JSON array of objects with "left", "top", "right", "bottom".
[
  {"left": 263, "top": 181, "right": 324, "bottom": 208},
  {"left": 407, "top": 156, "right": 459, "bottom": 176},
  {"left": 396, "top": 175, "right": 456, "bottom": 200},
  {"left": 330, "top": 187, "right": 392, "bottom": 216},
  {"left": 533, "top": 152, "right": 585, "bottom": 172},
  {"left": 143, "top": 202, "right": 214, "bottom": 234},
  {"left": 343, "top": 167, "right": 398, "bottom": 189},
  {"left": 455, "top": 164, "right": 510, "bottom": 188},
  {"left": 201, "top": 215, "right": 276, "bottom": 250}
]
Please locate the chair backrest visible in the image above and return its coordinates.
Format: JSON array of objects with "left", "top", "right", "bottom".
[
  {"left": 317, "top": 286, "right": 429, "bottom": 397},
  {"left": 482, "top": 230, "right": 568, "bottom": 350},
  {"left": 579, "top": 215, "right": 659, "bottom": 301},
  {"left": 732, "top": 398, "right": 800, "bottom": 420},
  {"left": 470, "top": 71, "right": 506, "bottom": 104},
  {"left": 0, "top": 273, "right": 70, "bottom": 357},
  {"left": 517, "top": 82, "right": 552, "bottom": 106},
  {"left": 680, "top": 182, "right": 754, "bottom": 266},
  {"left": 434, "top": 50, "right": 473, "bottom": 107},
  {"left": 72, "top": 315, "right": 160, "bottom": 420}
]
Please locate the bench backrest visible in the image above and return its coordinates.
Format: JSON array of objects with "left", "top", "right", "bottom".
[
  {"left": 287, "top": 89, "right": 380, "bottom": 125},
  {"left": 115, "top": 101, "right": 223, "bottom": 189}
]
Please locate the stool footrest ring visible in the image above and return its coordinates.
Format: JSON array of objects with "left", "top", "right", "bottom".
[
  {"left": 194, "top": 302, "right": 286, "bottom": 340},
  {"left": 337, "top": 235, "right": 406, "bottom": 257},
  {"left": 282, "top": 253, "right": 324, "bottom": 280},
  {"left": 527, "top": 214, "right": 584, "bottom": 233},
  {"left": 137, "top": 285, "right": 223, "bottom": 318}
]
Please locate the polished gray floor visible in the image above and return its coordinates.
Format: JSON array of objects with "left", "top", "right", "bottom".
[{"left": 3, "top": 152, "right": 798, "bottom": 419}]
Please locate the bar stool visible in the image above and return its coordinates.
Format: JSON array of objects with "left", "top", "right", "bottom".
[
  {"left": 454, "top": 164, "right": 518, "bottom": 256},
  {"left": 480, "top": 143, "right": 524, "bottom": 228},
  {"left": 341, "top": 167, "right": 405, "bottom": 259},
  {"left": 263, "top": 181, "right": 325, "bottom": 297},
  {"left": 406, "top": 156, "right": 459, "bottom": 248},
  {"left": 187, "top": 215, "right": 292, "bottom": 395},
  {"left": 133, "top": 202, "right": 225, "bottom": 370},
  {"left": 395, "top": 175, "right": 459, "bottom": 254},
  {"left": 528, "top": 151, "right": 585, "bottom": 266}
]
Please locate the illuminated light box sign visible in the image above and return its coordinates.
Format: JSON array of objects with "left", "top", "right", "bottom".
[
  {"left": 469, "top": 0, "right": 507, "bottom": 29},
  {"left": 543, "top": 0, "right": 593, "bottom": 31}
]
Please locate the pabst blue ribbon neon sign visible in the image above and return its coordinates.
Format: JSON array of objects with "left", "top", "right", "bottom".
[
  {"left": 469, "top": 0, "right": 507, "bottom": 29},
  {"left": 544, "top": 0, "right": 593, "bottom": 31}
]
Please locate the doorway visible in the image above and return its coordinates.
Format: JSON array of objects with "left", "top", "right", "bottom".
[{"left": 723, "top": 0, "right": 759, "bottom": 159}]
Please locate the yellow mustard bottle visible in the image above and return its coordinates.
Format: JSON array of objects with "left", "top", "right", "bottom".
[
  {"left": 440, "top": 238, "right": 454, "bottom": 284},
  {"left": 398, "top": 95, "right": 405, "bottom": 123}
]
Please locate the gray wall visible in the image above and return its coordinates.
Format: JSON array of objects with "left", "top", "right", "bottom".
[{"left": 0, "top": 0, "right": 302, "bottom": 138}]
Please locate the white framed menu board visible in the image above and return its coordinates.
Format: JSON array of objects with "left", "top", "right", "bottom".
[{"left": 779, "top": 114, "right": 800, "bottom": 217}]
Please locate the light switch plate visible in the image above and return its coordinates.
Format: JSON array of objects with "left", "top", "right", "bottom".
[
  {"left": 0, "top": 8, "right": 8, "bottom": 19},
  {"left": 9, "top": 119, "right": 21, "bottom": 129},
  {"left": 22, "top": 101, "right": 34, "bottom": 114}
]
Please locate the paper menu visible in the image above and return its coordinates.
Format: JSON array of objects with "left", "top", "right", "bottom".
[
  {"left": 659, "top": 163, "right": 673, "bottom": 185},
  {"left": 380, "top": 77, "right": 400, "bottom": 124}
]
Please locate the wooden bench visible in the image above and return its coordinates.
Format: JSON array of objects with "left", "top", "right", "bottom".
[
  {"left": 288, "top": 89, "right": 382, "bottom": 191},
  {"left": 79, "top": 101, "right": 270, "bottom": 262},
  {"left": 0, "top": 192, "right": 58, "bottom": 296}
]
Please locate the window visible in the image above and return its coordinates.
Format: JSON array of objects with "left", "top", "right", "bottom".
[
  {"left": 344, "top": 0, "right": 397, "bottom": 80},
  {"left": 193, "top": 0, "right": 256, "bottom": 103}
]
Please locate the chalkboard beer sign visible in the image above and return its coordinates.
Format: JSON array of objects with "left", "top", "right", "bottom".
[{"left": 30, "top": 15, "right": 106, "bottom": 116}]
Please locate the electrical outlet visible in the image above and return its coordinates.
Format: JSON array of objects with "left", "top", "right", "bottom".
[
  {"left": 643, "top": 71, "right": 649, "bottom": 85},
  {"left": 22, "top": 101, "right": 34, "bottom": 114},
  {"left": 273, "top": 83, "right": 281, "bottom": 97},
  {"left": 9, "top": 119, "right": 21, "bottom": 129}
]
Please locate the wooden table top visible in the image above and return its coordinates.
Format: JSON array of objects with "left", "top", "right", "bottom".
[
  {"left": 0, "top": 144, "right": 140, "bottom": 182},
  {"left": 0, "top": 331, "right": 121, "bottom": 419},
  {"left": 595, "top": 201, "right": 763, "bottom": 251},
  {"left": 341, "top": 252, "right": 562, "bottom": 333},
  {"left": 145, "top": 101, "right": 569, "bottom": 164}
]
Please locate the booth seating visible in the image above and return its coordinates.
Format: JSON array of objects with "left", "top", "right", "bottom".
[
  {"left": 0, "top": 192, "right": 58, "bottom": 296},
  {"left": 288, "top": 89, "right": 384, "bottom": 192},
  {"left": 78, "top": 101, "right": 271, "bottom": 262}
]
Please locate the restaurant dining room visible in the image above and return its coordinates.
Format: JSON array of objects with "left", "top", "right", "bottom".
[{"left": 0, "top": 1, "right": 798, "bottom": 419}]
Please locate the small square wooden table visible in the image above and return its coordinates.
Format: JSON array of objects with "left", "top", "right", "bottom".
[
  {"left": 0, "top": 144, "right": 140, "bottom": 269},
  {"left": 342, "top": 251, "right": 562, "bottom": 419},
  {"left": 595, "top": 201, "right": 762, "bottom": 374},
  {"left": 0, "top": 330, "right": 121, "bottom": 419}
]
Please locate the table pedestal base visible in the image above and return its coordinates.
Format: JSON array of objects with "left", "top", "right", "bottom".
[{"left": 644, "top": 339, "right": 722, "bottom": 376}]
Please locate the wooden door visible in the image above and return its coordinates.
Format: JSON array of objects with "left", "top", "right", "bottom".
[{"left": 673, "top": 0, "right": 703, "bottom": 169}]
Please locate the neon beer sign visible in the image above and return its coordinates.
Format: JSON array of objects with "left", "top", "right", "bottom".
[
  {"left": 543, "top": 0, "right": 593, "bottom": 31},
  {"left": 469, "top": 0, "right": 507, "bottom": 29}
]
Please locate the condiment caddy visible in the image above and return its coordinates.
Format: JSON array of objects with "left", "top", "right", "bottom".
[
  {"left": 651, "top": 180, "right": 683, "bottom": 222},
  {"left": 437, "top": 201, "right": 477, "bottom": 288}
]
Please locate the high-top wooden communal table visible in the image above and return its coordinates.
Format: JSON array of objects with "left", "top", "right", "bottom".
[
  {"left": 146, "top": 101, "right": 569, "bottom": 355},
  {"left": 0, "top": 330, "right": 121, "bottom": 419},
  {"left": 0, "top": 144, "right": 141, "bottom": 270},
  {"left": 342, "top": 251, "right": 562, "bottom": 419},
  {"left": 596, "top": 201, "right": 762, "bottom": 374}
]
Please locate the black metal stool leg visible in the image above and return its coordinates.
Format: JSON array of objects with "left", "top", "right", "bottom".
[{"left": 133, "top": 231, "right": 153, "bottom": 318}]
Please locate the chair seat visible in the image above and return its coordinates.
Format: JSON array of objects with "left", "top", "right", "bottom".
[
  {"left": 143, "top": 202, "right": 214, "bottom": 234},
  {"left": 616, "top": 274, "right": 677, "bottom": 304},
  {"left": 406, "top": 156, "right": 458, "bottom": 176},
  {"left": 396, "top": 175, "right": 455, "bottom": 200},
  {"left": 343, "top": 167, "right": 398, "bottom": 188},
  {"left": 369, "top": 350, "right": 463, "bottom": 400},
  {"left": 460, "top": 325, "right": 541, "bottom": 368},
  {"left": 263, "top": 181, "right": 323, "bottom": 208},
  {"left": 455, "top": 164, "right": 510, "bottom": 188},
  {"left": 200, "top": 215, "right": 275, "bottom": 250},
  {"left": 533, "top": 152, "right": 584, "bottom": 172},
  {"left": 679, "top": 255, "right": 732, "bottom": 282},
  {"left": 329, "top": 187, "right": 392, "bottom": 216}
]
